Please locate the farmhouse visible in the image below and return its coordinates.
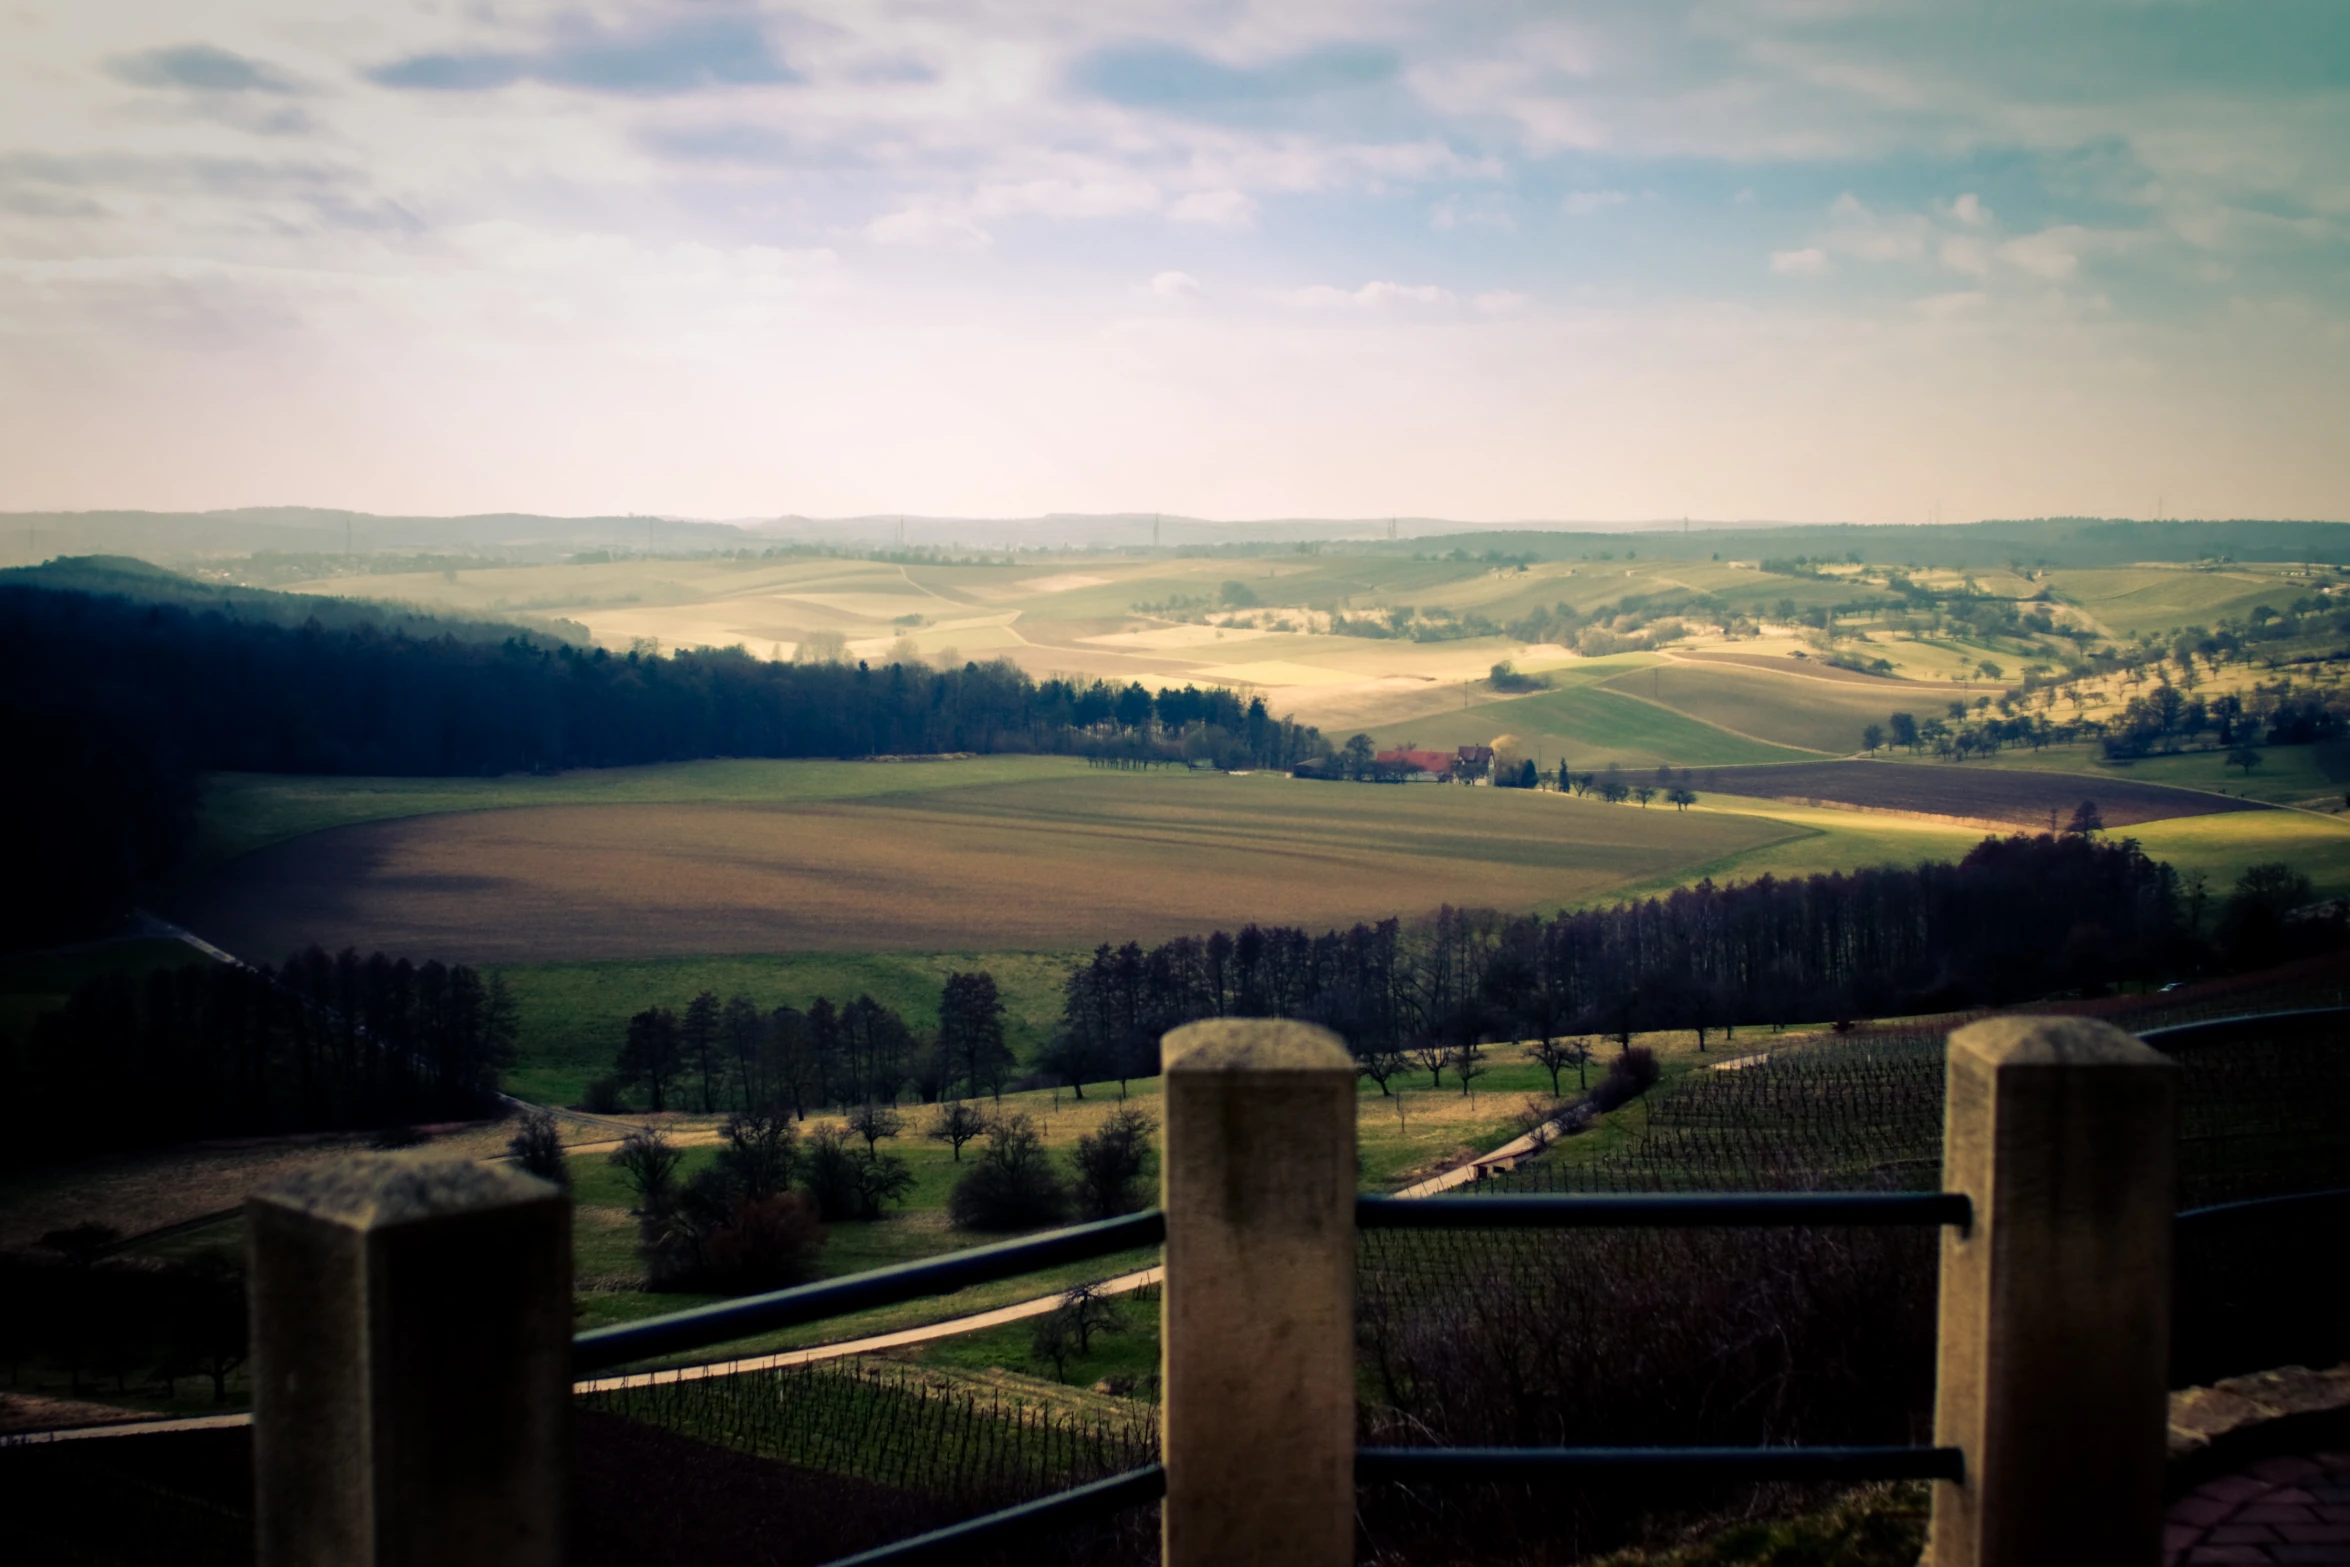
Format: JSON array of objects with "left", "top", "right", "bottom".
[{"left": 1375, "top": 747, "right": 1456, "bottom": 779}]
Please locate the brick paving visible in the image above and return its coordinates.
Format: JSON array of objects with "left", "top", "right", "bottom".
[{"left": 2167, "top": 1453, "right": 2350, "bottom": 1565}]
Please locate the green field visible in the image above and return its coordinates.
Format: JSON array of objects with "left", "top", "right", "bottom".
[
  {"left": 1374, "top": 682, "right": 1809, "bottom": 768},
  {"left": 1604, "top": 662, "right": 1913, "bottom": 756},
  {"left": 1900, "top": 739, "right": 2350, "bottom": 810},
  {"left": 2043, "top": 566, "right": 2312, "bottom": 638}
]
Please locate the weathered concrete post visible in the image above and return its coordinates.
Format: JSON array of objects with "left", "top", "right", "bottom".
[
  {"left": 1927, "top": 1016, "right": 2178, "bottom": 1567},
  {"left": 1160, "top": 1018, "right": 1357, "bottom": 1567},
  {"left": 247, "top": 1156, "right": 572, "bottom": 1567}
]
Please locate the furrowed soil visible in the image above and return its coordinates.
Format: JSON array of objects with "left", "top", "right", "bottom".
[
  {"left": 1697, "top": 759, "right": 2269, "bottom": 829},
  {"left": 169, "top": 770, "right": 1795, "bottom": 964}
]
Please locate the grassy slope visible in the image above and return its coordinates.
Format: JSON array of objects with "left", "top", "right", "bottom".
[
  {"left": 1375, "top": 681, "right": 1809, "bottom": 768},
  {"left": 1602, "top": 663, "right": 1903, "bottom": 755}
]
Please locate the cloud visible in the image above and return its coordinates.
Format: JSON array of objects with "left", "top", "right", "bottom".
[
  {"left": 861, "top": 207, "right": 989, "bottom": 249},
  {"left": 1287, "top": 280, "right": 1456, "bottom": 309},
  {"left": 972, "top": 180, "right": 1159, "bottom": 220},
  {"left": 1072, "top": 42, "right": 1399, "bottom": 119},
  {"left": 1561, "top": 190, "right": 1627, "bottom": 217},
  {"left": 370, "top": 16, "right": 797, "bottom": 95},
  {"left": 1150, "top": 271, "right": 1201, "bottom": 298},
  {"left": 1473, "top": 289, "right": 1527, "bottom": 313},
  {"left": 111, "top": 45, "right": 297, "bottom": 94},
  {"left": 1167, "top": 189, "right": 1258, "bottom": 227},
  {"left": 1771, "top": 247, "right": 1832, "bottom": 276},
  {"left": 1998, "top": 226, "right": 2090, "bottom": 280},
  {"left": 1432, "top": 196, "right": 1514, "bottom": 231}
]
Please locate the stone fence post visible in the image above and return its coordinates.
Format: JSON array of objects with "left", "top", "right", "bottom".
[
  {"left": 247, "top": 1156, "right": 572, "bottom": 1567},
  {"left": 1160, "top": 1019, "right": 1357, "bottom": 1567},
  {"left": 1927, "top": 1015, "right": 2179, "bottom": 1567}
]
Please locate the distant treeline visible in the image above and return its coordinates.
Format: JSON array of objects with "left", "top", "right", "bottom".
[
  {"left": 1042, "top": 834, "right": 2326, "bottom": 1093},
  {"left": 0, "top": 570, "right": 1321, "bottom": 944},
  {"left": 2, "top": 947, "right": 513, "bottom": 1168},
  {"left": 603, "top": 974, "right": 1016, "bottom": 1117}
]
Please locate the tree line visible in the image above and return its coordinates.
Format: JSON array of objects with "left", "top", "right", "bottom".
[
  {"left": 1039, "top": 834, "right": 2315, "bottom": 1096},
  {"left": 0, "top": 574, "right": 1324, "bottom": 945},
  {"left": 603, "top": 972, "right": 1016, "bottom": 1117},
  {"left": 1, "top": 946, "right": 515, "bottom": 1168}
]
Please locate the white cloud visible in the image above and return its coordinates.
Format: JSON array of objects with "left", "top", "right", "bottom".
[
  {"left": 1999, "top": 226, "right": 2091, "bottom": 280},
  {"left": 1562, "top": 189, "right": 1627, "bottom": 217},
  {"left": 971, "top": 179, "right": 1160, "bottom": 220},
  {"left": 1150, "top": 270, "right": 1201, "bottom": 299},
  {"left": 1286, "top": 280, "right": 1457, "bottom": 309},
  {"left": 1771, "top": 247, "right": 1831, "bottom": 276},
  {"left": 1168, "top": 190, "right": 1258, "bottom": 227},
  {"left": 861, "top": 208, "right": 990, "bottom": 249},
  {"left": 1949, "top": 192, "right": 1991, "bottom": 227},
  {"left": 1473, "top": 289, "right": 1527, "bottom": 313}
]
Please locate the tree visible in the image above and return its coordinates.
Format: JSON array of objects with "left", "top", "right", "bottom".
[
  {"left": 1888, "top": 712, "right": 1919, "bottom": 752},
  {"left": 802, "top": 1124, "right": 915, "bottom": 1220},
  {"left": 507, "top": 1108, "right": 569, "bottom": 1188},
  {"left": 1342, "top": 732, "right": 1377, "bottom": 779},
  {"left": 2227, "top": 741, "right": 2263, "bottom": 775},
  {"left": 609, "top": 1128, "right": 683, "bottom": 1216},
  {"left": 616, "top": 1007, "right": 681, "bottom": 1113},
  {"left": 1530, "top": 1035, "right": 1593, "bottom": 1096},
  {"left": 166, "top": 1253, "right": 249, "bottom": 1404},
  {"left": 1070, "top": 1106, "right": 1155, "bottom": 1220},
  {"left": 721, "top": 993, "right": 766, "bottom": 1111},
  {"left": 2064, "top": 800, "right": 2105, "bottom": 836},
  {"left": 1055, "top": 1281, "right": 1126, "bottom": 1356},
  {"left": 1450, "top": 1040, "right": 1490, "bottom": 1097},
  {"left": 938, "top": 971, "right": 1013, "bottom": 1100},
  {"left": 713, "top": 1110, "right": 799, "bottom": 1199},
  {"left": 1666, "top": 786, "right": 1697, "bottom": 811},
  {"left": 847, "top": 1100, "right": 905, "bottom": 1154},
  {"left": 1632, "top": 783, "right": 1656, "bottom": 807},
  {"left": 1862, "top": 722, "right": 1885, "bottom": 754},
  {"left": 927, "top": 1099, "right": 988, "bottom": 1162},
  {"left": 947, "top": 1112, "right": 1069, "bottom": 1230},
  {"left": 681, "top": 991, "right": 723, "bottom": 1113}
]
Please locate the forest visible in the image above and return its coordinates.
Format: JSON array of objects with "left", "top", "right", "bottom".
[
  {"left": 1042, "top": 833, "right": 2314, "bottom": 1094},
  {"left": 1, "top": 947, "right": 516, "bottom": 1168},
  {"left": 0, "top": 571, "right": 1323, "bottom": 944}
]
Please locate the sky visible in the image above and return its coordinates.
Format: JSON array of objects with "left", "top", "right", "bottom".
[{"left": 1, "top": 1, "right": 2345, "bottom": 525}]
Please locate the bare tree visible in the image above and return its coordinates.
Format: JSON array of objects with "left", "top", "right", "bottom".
[
  {"left": 848, "top": 1100, "right": 905, "bottom": 1154},
  {"left": 1530, "top": 1036, "right": 1593, "bottom": 1097},
  {"left": 927, "top": 1100, "right": 988, "bottom": 1162},
  {"left": 609, "top": 1128, "right": 682, "bottom": 1216}
]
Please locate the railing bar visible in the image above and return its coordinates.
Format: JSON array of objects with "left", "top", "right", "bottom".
[
  {"left": 571, "top": 1209, "right": 1165, "bottom": 1373},
  {"left": 2175, "top": 1186, "right": 2350, "bottom": 1223},
  {"left": 2138, "top": 1007, "right": 2350, "bottom": 1046},
  {"left": 1356, "top": 1192, "right": 1972, "bottom": 1230},
  {"left": 815, "top": 1464, "right": 1166, "bottom": 1567},
  {"left": 1355, "top": 1445, "right": 1966, "bottom": 1484}
]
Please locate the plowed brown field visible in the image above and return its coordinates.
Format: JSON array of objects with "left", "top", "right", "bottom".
[{"left": 171, "top": 773, "right": 1796, "bottom": 963}]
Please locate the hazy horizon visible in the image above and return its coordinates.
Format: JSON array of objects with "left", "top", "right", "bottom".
[{"left": 4, "top": 3, "right": 2346, "bottom": 524}]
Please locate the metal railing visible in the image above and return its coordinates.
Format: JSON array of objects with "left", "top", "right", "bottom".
[{"left": 242, "top": 1007, "right": 2310, "bottom": 1567}]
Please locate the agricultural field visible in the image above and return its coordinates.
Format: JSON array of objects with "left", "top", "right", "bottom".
[
  {"left": 1599, "top": 660, "right": 1919, "bottom": 756},
  {"left": 2041, "top": 565, "right": 2330, "bottom": 640},
  {"left": 1368, "top": 672, "right": 1809, "bottom": 769},
  {"left": 1697, "top": 759, "right": 2268, "bottom": 830},
  {"left": 164, "top": 762, "right": 1800, "bottom": 966}
]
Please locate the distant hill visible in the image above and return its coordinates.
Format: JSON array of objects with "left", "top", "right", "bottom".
[
  {"left": 0, "top": 556, "right": 589, "bottom": 646},
  {"left": 6, "top": 508, "right": 2345, "bottom": 567}
]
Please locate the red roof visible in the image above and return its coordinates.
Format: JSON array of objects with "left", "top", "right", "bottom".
[{"left": 1376, "top": 748, "right": 1456, "bottom": 774}]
